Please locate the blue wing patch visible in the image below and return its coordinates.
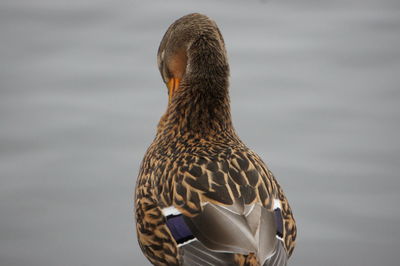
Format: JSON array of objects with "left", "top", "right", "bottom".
[
  {"left": 274, "top": 208, "right": 283, "bottom": 238},
  {"left": 163, "top": 207, "right": 195, "bottom": 246}
]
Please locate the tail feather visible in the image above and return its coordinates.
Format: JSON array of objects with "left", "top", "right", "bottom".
[{"left": 263, "top": 241, "right": 287, "bottom": 266}]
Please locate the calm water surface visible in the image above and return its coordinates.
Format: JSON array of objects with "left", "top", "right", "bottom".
[{"left": 1, "top": 0, "right": 399, "bottom": 265}]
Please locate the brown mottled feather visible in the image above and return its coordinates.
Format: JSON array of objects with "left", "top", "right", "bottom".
[{"left": 135, "top": 13, "right": 296, "bottom": 265}]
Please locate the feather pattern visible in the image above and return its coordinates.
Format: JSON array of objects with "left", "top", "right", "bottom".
[
  {"left": 134, "top": 13, "right": 296, "bottom": 265},
  {"left": 136, "top": 135, "right": 296, "bottom": 265}
]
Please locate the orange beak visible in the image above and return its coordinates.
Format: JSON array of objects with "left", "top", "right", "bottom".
[{"left": 167, "top": 78, "right": 180, "bottom": 102}]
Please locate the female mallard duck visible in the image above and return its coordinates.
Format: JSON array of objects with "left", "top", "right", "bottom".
[{"left": 135, "top": 13, "right": 296, "bottom": 266}]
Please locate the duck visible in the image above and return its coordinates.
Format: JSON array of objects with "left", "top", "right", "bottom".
[{"left": 135, "top": 13, "right": 296, "bottom": 266}]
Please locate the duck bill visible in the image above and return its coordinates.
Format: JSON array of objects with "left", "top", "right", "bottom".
[{"left": 167, "top": 78, "right": 180, "bottom": 102}]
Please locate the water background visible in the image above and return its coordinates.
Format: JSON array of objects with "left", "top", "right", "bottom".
[{"left": 1, "top": 0, "right": 399, "bottom": 265}]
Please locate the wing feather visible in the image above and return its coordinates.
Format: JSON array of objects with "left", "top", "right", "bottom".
[{"left": 169, "top": 147, "right": 295, "bottom": 263}]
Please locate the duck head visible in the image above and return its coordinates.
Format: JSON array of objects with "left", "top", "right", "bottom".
[{"left": 157, "top": 13, "right": 229, "bottom": 103}]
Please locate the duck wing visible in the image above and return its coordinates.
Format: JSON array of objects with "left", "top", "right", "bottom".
[{"left": 163, "top": 149, "right": 292, "bottom": 265}]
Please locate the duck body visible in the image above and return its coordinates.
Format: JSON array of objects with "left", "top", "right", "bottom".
[{"left": 135, "top": 13, "right": 296, "bottom": 266}]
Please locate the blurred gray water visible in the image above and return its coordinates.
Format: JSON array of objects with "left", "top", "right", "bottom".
[{"left": 1, "top": 0, "right": 400, "bottom": 265}]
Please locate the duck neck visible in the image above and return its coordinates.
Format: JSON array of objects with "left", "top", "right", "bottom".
[{"left": 161, "top": 36, "right": 234, "bottom": 137}]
